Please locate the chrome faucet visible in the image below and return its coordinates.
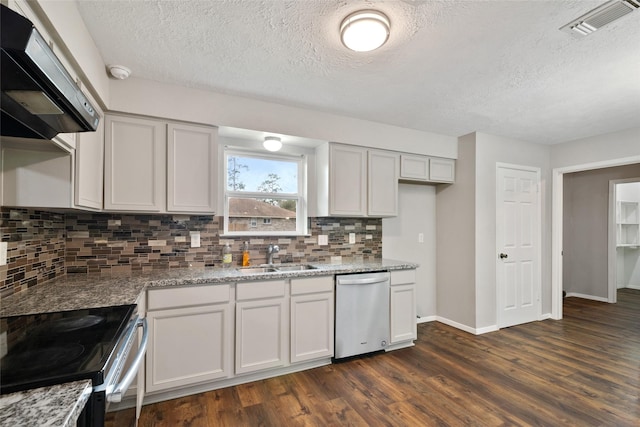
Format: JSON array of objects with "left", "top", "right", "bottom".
[{"left": 266, "top": 244, "right": 280, "bottom": 265}]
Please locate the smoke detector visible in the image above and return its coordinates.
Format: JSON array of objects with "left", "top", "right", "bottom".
[
  {"left": 560, "top": 0, "right": 639, "bottom": 36},
  {"left": 108, "top": 65, "right": 131, "bottom": 80}
]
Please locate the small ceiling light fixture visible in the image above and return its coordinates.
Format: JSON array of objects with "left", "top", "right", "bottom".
[
  {"left": 108, "top": 65, "right": 131, "bottom": 80},
  {"left": 340, "top": 10, "right": 390, "bottom": 52},
  {"left": 263, "top": 136, "right": 282, "bottom": 152}
]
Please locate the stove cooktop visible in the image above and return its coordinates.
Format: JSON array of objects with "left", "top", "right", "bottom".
[{"left": 0, "top": 305, "right": 136, "bottom": 395}]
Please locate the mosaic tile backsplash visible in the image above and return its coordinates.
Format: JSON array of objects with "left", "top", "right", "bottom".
[
  {"left": 0, "top": 209, "right": 66, "bottom": 298},
  {"left": 0, "top": 208, "right": 382, "bottom": 297}
]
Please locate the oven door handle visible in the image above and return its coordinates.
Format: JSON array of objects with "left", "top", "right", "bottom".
[{"left": 107, "top": 317, "right": 148, "bottom": 403}]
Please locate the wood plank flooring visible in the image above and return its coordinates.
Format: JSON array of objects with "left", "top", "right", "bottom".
[{"left": 106, "top": 289, "right": 640, "bottom": 426}]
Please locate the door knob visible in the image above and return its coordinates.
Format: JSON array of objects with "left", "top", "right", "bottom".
[{"left": 499, "top": 253, "right": 508, "bottom": 259}]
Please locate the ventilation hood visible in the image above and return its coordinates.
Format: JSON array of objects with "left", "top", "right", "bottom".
[{"left": 1, "top": 4, "right": 99, "bottom": 140}]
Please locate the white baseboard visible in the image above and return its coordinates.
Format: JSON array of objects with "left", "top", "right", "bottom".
[
  {"left": 565, "top": 292, "right": 609, "bottom": 302},
  {"left": 417, "top": 315, "right": 436, "bottom": 324},
  {"left": 539, "top": 312, "right": 552, "bottom": 320},
  {"left": 434, "top": 316, "right": 498, "bottom": 335},
  {"left": 625, "top": 284, "right": 640, "bottom": 290}
]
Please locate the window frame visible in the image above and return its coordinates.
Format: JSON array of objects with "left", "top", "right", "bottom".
[{"left": 223, "top": 148, "right": 308, "bottom": 236}]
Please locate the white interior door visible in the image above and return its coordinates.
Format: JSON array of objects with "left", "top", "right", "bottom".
[{"left": 497, "top": 165, "right": 541, "bottom": 328}]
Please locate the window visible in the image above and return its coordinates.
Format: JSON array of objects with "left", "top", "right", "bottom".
[{"left": 224, "top": 149, "right": 307, "bottom": 236}]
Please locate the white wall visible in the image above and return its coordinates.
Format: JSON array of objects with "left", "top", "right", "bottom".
[
  {"left": 108, "top": 78, "right": 458, "bottom": 159},
  {"left": 551, "top": 127, "right": 640, "bottom": 169},
  {"left": 436, "top": 132, "right": 551, "bottom": 332},
  {"left": 383, "top": 183, "right": 436, "bottom": 319},
  {"left": 436, "top": 133, "right": 476, "bottom": 329},
  {"left": 474, "top": 132, "right": 552, "bottom": 328}
]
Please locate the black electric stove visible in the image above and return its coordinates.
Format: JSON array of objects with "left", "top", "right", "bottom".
[{"left": 0, "top": 305, "right": 136, "bottom": 395}]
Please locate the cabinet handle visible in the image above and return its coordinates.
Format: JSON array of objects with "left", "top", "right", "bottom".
[{"left": 499, "top": 253, "right": 508, "bottom": 259}]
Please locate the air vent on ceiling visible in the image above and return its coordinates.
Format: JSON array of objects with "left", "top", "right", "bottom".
[{"left": 560, "top": 0, "right": 639, "bottom": 36}]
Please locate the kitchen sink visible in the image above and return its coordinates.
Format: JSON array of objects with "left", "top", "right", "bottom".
[
  {"left": 237, "top": 267, "right": 277, "bottom": 274},
  {"left": 274, "top": 264, "right": 317, "bottom": 272}
]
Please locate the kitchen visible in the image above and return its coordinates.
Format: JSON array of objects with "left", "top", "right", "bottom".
[{"left": 1, "top": 1, "right": 640, "bottom": 426}]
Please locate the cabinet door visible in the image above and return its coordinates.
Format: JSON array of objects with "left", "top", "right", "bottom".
[
  {"left": 429, "top": 158, "right": 455, "bottom": 183},
  {"left": 167, "top": 124, "right": 217, "bottom": 213},
  {"left": 291, "top": 292, "right": 334, "bottom": 363},
  {"left": 329, "top": 144, "right": 367, "bottom": 216},
  {"left": 104, "top": 115, "right": 166, "bottom": 211},
  {"left": 236, "top": 298, "right": 287, "bottom": 374},
  {"left": 390, "top": 284, "right": 417, "bottom": 344},
  {"left": 400, "top": 154, "right": 429, "bottom": 181},
  {"left": 368, "top": 150, "right": 398, "bottom": 217},
  {"left": 75, "top": 113, "right": 104, "bottom": 210},
  {"left": 146, "top": 304, "right": 231, "bottom": 393}
]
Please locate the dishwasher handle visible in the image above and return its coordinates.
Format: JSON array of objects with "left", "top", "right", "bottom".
[{"left": 337, "top": 276, "right": 388, "bottom": 286}]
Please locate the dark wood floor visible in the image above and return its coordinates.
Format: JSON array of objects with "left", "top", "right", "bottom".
[{"left": 107, "top": 289, "right": 640, "bottom": 426}]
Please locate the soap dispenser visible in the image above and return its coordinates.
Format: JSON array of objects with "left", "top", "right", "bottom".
[
  {"left": 242, "top": 241, "right": 250, "bottom": 267},
  {"left": 222, "top": 243, "right": 232, "bottom": 268}
]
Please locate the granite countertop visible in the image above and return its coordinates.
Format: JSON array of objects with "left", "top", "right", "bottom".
[
  {"left": 0, "top": 380, "right": 92, "bottom": 427},
  {"left": 1, "top": 258, "right": 417, "bottom": 318}
]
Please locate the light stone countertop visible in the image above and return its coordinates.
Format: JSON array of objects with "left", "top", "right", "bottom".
[
  {"left": 0, "top": 380, "right": 92, "bottom": 427},
  {"left": 1, "top": 259, "right": 418, "bottom": 317},
  {"left": 0, "top": 258, "right": 417, "bottom": 426}
]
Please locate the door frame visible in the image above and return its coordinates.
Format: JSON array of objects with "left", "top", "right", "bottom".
[
  {"left": 551, "top": 155, "right": 640, "bottom": 320},
  {"left": 608, "top": 177, "right": 640, "bottom": 302},
  {"left": 496, "top": 163, "right": 542, "bottom": 328}
]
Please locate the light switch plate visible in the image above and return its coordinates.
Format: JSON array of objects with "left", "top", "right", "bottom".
[
  {"left": 348, "top": 233, "right": 356, "bottom": 244},
  {"left": 190, "top": 231, "right": 201, "bottom": 248},
  {"left": 418, "top": 233, "right": 424, "bottom": 243},
  {"left": 0, "top": 242, "right": 7, "bottom": 266},
  {"left": 318, "top": 235, "right": 328, "bottom": 246}
]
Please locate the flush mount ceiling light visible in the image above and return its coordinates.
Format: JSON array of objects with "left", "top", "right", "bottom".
[
  {"left": 263, "top": 136, "right": 282, "bottom": 152},
  {"left": 340, "top": 10, "right": 390, "bottom": 52},
  {"left": 108, "top": 65, "right": 131, "bottom": 80}
]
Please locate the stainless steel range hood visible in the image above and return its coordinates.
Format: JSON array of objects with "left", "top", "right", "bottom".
[{"left": 1, "top": 4, "right": 99, "bottom": 140}]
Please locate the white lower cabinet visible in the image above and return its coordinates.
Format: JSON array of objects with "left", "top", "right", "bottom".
[
  {"left": 146, "top": 284, "right": 232, "bottom": 393},
  {"left": 235, "top": 280, "right": 288, "bottom": 375},
  {"left": 290, "top": 276, "right": 334, "bottom": 363},
  {"left": 390, "top": 270, "right": 417, "bottom": 345}
]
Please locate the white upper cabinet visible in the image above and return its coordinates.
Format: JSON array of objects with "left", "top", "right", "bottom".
[
  {"left": 400, "top": 154, "right": 429, "bottom": 181},
  {"left": 329, "top": 144, "right": 368, "bottom": 216},
  {"left": 104, "top": 115, "right": 217, "bottom": 213},
  {"left": 167, "top": 124, "right": 217, "bottom": 213},
  {"left": 104, "top": 115, "right": 166, "bottom": 211},
  {"left": 317, "top": 143, "right": 398, "bottom": 217},
  {"left": 429, "top": 158, "right": 455, "bottom": 183},
  {"left": 74, "top": 95, "right": 104, "bottom": 210},
  {"left": 368, "top": 149, "right": 399, "bottom": 217},
  {"left": 400, "top": 154, "right": 455, "bottom": 184}
]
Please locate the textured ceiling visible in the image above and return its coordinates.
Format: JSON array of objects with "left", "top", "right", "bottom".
[{"left": 76, "top": 0, "right": 640, "bottom": 145}]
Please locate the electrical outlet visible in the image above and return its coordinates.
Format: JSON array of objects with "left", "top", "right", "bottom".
[
  {"left": 318, "top": 235, "right": 328, "bottom": 246},
  {"left": 190, "top": 231, "right": 201, "bottom": 248},
  {"left": 349, "top": 233, "right": 356, "bottom": 244},
  {"left": 0, "top": 242, "right": 7, "bottom": 266}
]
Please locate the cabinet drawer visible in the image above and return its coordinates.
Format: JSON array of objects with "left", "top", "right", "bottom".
[
  {"left": 390, "top": 269, "right": 416, "bottom": 286},
  {"left": 237, "top": 280, "right": 285, "bottom": 301},
  {"left": 148, "top": 284, "right": 230, "bottom": 310},
  {"left": 291, "top": 276, "right": 334, "bottom": 295}
]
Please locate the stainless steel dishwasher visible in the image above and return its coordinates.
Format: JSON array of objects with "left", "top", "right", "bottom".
[{"left": 334, "top": 271, "right": 390, "bottom": 359}]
